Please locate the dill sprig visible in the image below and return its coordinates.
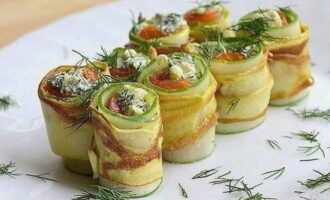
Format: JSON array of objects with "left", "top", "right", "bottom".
[
  {"left": 267, "top": 140, "right": 281, "bottom": 150},
  {"left": 227, "top": 98, "right": 240, "bottom": 114},
  {"left": 291, "top": 130, "right": 320, "bottom": 143},
  {"left": 230, "top": 16, "right": 278, "bottom": 42},
  {"left": 72, "top": 185, "right": 131, "bottom": 200},
  {"left": 300, "top": 158, "right": 319, "bottom": 162},
  {"left": 0, "top": 161, "right": 20, "bottom": 178},
  {"left": 96, "top": 46, "right": 118, "bottom": 68},
  {"left": 192, "top": 166, "right": 221, "bottom": 179},
  {"left": 287, "top": 107, "right": 330, "bottom": 121},
  {"left": 178, "top": 183, "right": 188, "bottom": 198},
  {"left": 297, "top": 143, "right": 326, "bottom": 158},
  {"left": 130, "top": 12, "right": 146, "bottom": 34},
  {"left": 66, "top": 112, "right": 92, "bottom": 131},
  {"left": 224, "top": 181, "right": 275, "bottom": 200},
  {"left": 298, "top": 170, "right": 330, "bottom": 189},
  {"left": 210, "top": 171, "right": 243, "bottom": 185},
  {"left": 0, "top": 96, "right": 16, "bottom": 111},
  {"left": 262, "top": 167, "right": 285, "bottom": 180},
  {"left": 26, "top": 173, "right": 57, "bottom": 182}
]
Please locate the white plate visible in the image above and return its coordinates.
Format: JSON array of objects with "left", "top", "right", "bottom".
[{"left": 0, "top": 0, "right": 330, "bottom": 199}]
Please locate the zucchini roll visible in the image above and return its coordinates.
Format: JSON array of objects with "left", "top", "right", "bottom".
[
  {"left": 184, "top": 1, "right": 234, "bottom": 42},
  {"left": 129, "top": 13, "right": 191, "bottom": 54},
  {"left": 88, "top": 83, "right": 163, "bottom": 197},
  {"left": 191, "top": 38, "right": 273, "bottom": 133},
  {"left": 239, "top": 8, "right": 313, "bottom": 106},
  {"left": 38, "top": 62, "right": 109, "bottom": 175},
  {"left": 138, "top": 52, "right": 218, "bottom": 163},
  {"left": 97, "top": 47, "right": 151, "bottom": 81}
]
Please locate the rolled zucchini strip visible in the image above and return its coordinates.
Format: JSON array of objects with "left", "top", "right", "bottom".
[
  {"left": 184, "top": 3, "right": 234, "bottom": 42},
  {"left": 38, "top": 62, "right": 109, "bottom": 175},
  {"left": 138, "top": 53, "right": 218, "bottom": 163},
  {"left": 193, "top": 38, "right": 273, "bottom": 134},
  {"left": 239, "top": 8, "right": 313, "bottom": 106},
  {"left": 129, "top": 13, "right": 190, "bottom": 54},
  {"left": 88, "top": 83, "right": 163, "bottom": 197}
]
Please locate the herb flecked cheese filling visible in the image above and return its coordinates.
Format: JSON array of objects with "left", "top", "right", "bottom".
[
  {"left": 116, "top": 85, "right": 149, "bottom": 115},
  {"left": 47, "top": 68, "right": 97, "bottom": 97}
]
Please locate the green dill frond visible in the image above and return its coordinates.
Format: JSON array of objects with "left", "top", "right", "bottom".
[
  {"left": 0, "top": 96, "right": 16, "bottom": 111},
  {"left": 26, "top": 173, "right": 57, "bottom": 182},
  {"left": 227, "top": 98, "right": 240, "bottom": 114},
  {"left": 197, "top": 37, "right": 259, "bottom": 63},
  {"left": 267, "top": 140, "right": 281, "bottom": 150},
  {"left": 0, "top": 161, "right": 20, "bottom": 178},
  {"left": 291, "top": 130, "right": 320, "bottom": 143},
  {"left": 96, "top": 46, "right": 118, "bottom": 68},
  {"left": 130, "top": 12, "right": 147, "bottom": 33},
  {"left": 262, "top": 167, "right": 285, "bottom": 180},
  {"left": 230, "top": 17, "right": 278, "bottom": 42},
  {"left": 298, "top": 170, "right": 330, "bottom": 189},
  {"left": 297, "top": 143, "right": 325, "bottom": 158},
  {"left": 287, "top": 107, "right": 330, "bottom": 121},
  {"left": 178, "top": 183, "right": 188, "bottom": 198},
  {"left": 72, "top": 185, "right": 131, "bottom": 200},
  {"left": 192, "top": 166, "right": 221, "bottom": 179}
]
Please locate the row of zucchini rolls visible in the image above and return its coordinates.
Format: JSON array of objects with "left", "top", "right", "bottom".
[{"left": 38, "top": 1, "right": 313, "bottom": 197}]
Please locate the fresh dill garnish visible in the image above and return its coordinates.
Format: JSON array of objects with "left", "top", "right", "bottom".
[
  {"left": 297, "top": 143, "right": 325, "bottom": 158},
  {"left": 230, "top": 16, "right": 278, "bottom": 42},
  {"left": 266, "top": 140, "right": 281, "bottom": 150},
  {"left": 197, "top": 37, "right": 259, "bottom": 63},
  {"left": 262, "top": 167, "right": 285, "bottom": 180},
  {"left": 300, "top": 158, "right": 319, "bottom": 162},
  {"left": 291, "top": 130, "right": 320, "bottom": 143},
  {"left": 227, "top": 98, "right": 240, "bottom": 114},
  {"left": 26, "top": 173, "right": 57, "bottom": 182},
  {"left": 298, "top": 169, "right": 330, "bottom": 189},
  {"left": 0, "top": 161, "right": 20, "bottom": 178},
  {"left": 178, "top": 183, "right": 188, "bottom": 198},
  {"left": 224, "top": 180, "right": 276, "bottom": 200},
  {"left": 282, "top": 135, "right": 293, "bottom": 139},
  {"left": 210, "top": 171, "right": 243, "bottom": 185},
  {"left": 130, "top": 12, "right": 147, "bottom": 34},
  {"left": 321, "top": 187, "right": 330, "bottom": 193},
  {"left": 0, "top": 96, "right": 16, "bottom": 111},
  {"left": 66, "top": 112, "right": 92, "bottom": 131},
  {"left": 286, "top": 107, "right": 330, "bottom": 121},
  {"left": 192, "top": 166, "right": 221, "bottom": 179},
  {"left": 72, "top": 185, "right": 131, "bottom": 200},
  {"left": 96, "top": 46, "right": 118, "bottom": 68}
]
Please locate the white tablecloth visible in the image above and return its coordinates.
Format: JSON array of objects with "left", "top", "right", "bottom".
[{"left": 0, "top": 0, "right": 330, "bottom": 199}]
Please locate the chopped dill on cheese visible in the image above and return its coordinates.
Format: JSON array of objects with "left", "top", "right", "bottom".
[
  {"left": 47, "top": 68, "right": 97, "bottom": 96},
  {"left": 116, "top": 85, "right": 149, "bottom": 115}
]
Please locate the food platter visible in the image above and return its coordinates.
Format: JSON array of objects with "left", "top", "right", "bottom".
[{"left": 0, "top": 0, "right": 329, "bottom": 199}]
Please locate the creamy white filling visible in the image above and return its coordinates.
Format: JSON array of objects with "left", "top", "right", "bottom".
[
  {"left": 154, "top": 13, "right": 187, "bottom": 33},
  {"left": 157, "top": 54, "right": 199, "bottom": 82},
  {"left": 116, "top": 49, "right": 150, "bottom": 70},
  {"left": 117, "top": 85, "right": 149, "bottom": 115},
  {"left": 48, "top": 68, "right": 96, "bottom": 96}
]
